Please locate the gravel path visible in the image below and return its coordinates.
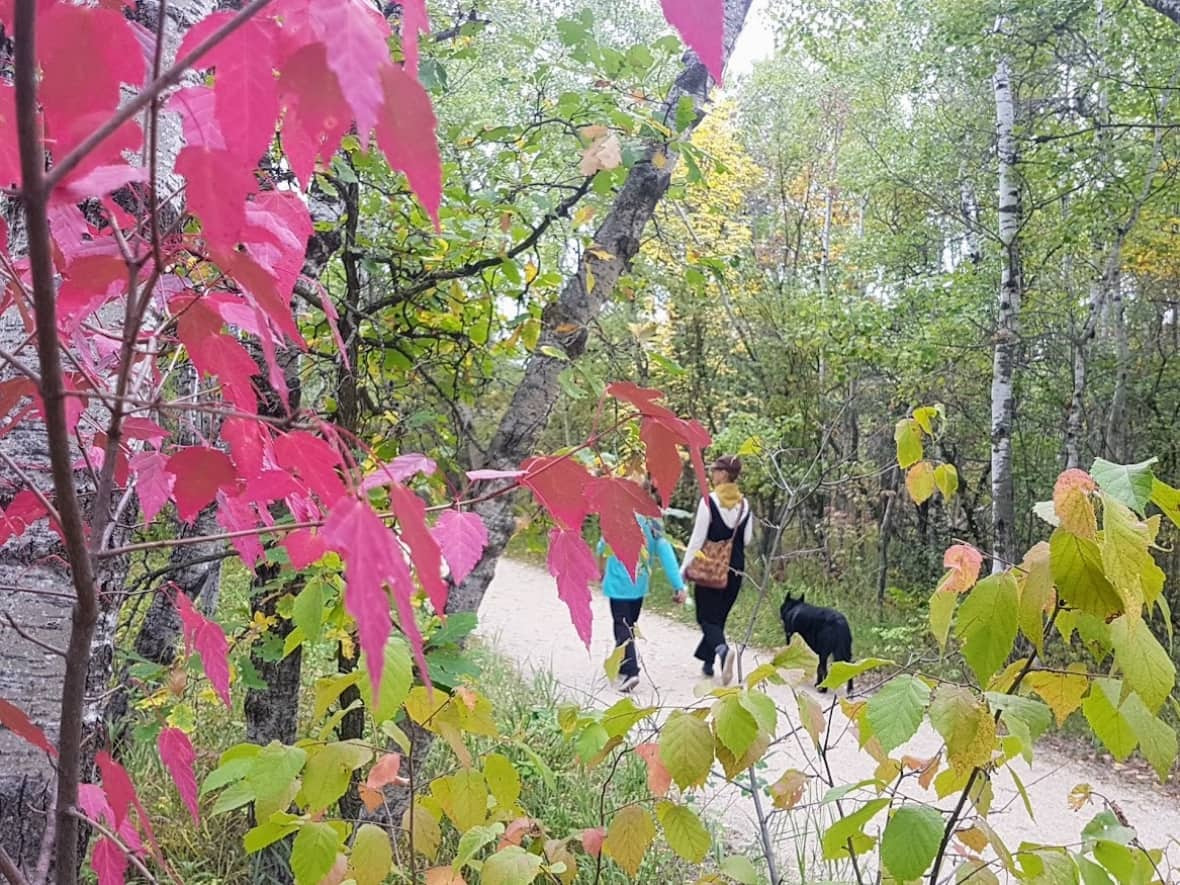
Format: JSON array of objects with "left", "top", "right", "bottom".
[{"left": 476, "top": 558, "right": 1180, "bottom": 882}]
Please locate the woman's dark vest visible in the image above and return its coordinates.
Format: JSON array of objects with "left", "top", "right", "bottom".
[{"left": 705, "top": 496, "right": 749, "bottom": 591}]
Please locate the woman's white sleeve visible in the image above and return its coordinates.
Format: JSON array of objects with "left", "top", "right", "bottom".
[
  {"left": 680, "top": 498, "right": 711, "bottom": 574},
  {"left": 744, "top": 507, "right": 754, "bottom": 545}
]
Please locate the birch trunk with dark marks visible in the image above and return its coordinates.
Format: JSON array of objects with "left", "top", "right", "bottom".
[{"left": 990, "top": 44, "right": 1021, "bottom": 574}]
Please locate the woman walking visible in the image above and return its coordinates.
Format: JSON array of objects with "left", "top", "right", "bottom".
[
  {"left": 598, "top": 483, "right": 686, "bottom": 693},
  {"left": 680, "top": 455, "right": 753, "bottom": 685}
]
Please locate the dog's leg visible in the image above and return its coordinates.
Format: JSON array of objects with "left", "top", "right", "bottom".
[{"left": 816, "top": 654, "right": 829, "bottom": 694}]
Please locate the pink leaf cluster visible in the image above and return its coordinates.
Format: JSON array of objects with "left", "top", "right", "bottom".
[{"left": 175, "top": 593, "right": 231, "bottom": 708}]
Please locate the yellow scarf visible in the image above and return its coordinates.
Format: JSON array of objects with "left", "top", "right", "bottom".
[{"left": 714, "top": 482, "right": 743, "bottom": 509}]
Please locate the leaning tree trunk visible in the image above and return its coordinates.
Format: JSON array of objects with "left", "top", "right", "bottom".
[
  {"left": 368, "top": 0, "right": 756, "bottom": 833},
  {"left": 990, "top": 46, "right": 1022, "bottom": 574},
  {"left": 447, "top": 0, "right": 756, "bottom": 616}
]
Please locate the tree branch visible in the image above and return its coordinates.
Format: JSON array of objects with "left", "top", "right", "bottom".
[
  {"left": 0, "top": 845, "right": 31, "bottom": 885},
  {"left": 363, "top": 175, "right": 594, "bottom": 315}
]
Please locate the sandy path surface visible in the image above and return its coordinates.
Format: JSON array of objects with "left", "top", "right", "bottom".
[{"left": 476, "top": 558, "right": 1180, "bottom": 882}]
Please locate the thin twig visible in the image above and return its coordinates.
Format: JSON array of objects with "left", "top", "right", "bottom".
[
  {"left": 0, "top": 845, "right": 30, "bottom": 885},
  {"left": 66, "top": 809, "right": 159, "bottom": 884},
  {"left": 4, "top": 612, "right": 67, "bottom": 657},
  {"left": 14, "top": 0, "right": 103, "bottom": 879}
]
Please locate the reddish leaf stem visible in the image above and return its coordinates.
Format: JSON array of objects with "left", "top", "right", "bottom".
[{"left": 13, "top": 0, "right": 102, "bottom": 879}]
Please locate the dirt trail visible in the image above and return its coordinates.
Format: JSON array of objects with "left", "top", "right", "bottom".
[{"left": 476, "top": 558, "right": 1180, "bottom": 882}]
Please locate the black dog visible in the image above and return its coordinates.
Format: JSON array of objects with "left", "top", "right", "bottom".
[{"left": 780, "top": 593, "right": 854, "bottom": 693}]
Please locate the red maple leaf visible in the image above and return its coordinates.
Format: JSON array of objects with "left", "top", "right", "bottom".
[
  {"left": 400, "top": 0, "right": 431, "bottom": 77},
  {"left": 375, "top": 66, "right": 443, "bottom": 227},
  {"left": 0, "top": 699, "right": 57, "bottom": 757},
  {"left": 176, "top": 592, "right": 231, "bottom": 708},
  {"left": 586, "top": 476, "right": 661, "bottom": 579},
  {"left": 90, "top": 837, "right": 127, "bottom": 885},
  {"left": 129, "top": 451, "right": 174, "bottom": 524},
  {"left": 521, "top": 455, "right": 592, "bottom": 530},
  {"left": 157, "top": 728, "right": 200, "bottom": 823},
  {"left": 321, "top": 496, "right": 430, "bottom": 695},
  {"left": 547, "top": 529, "right": 599, "bottom": 648},
  {"left": 221, "top": 417, "right": 270, "bottom": 479},
  {"left": 640, "top": 418, "right": 684, "bottom": 511},
  {"left": 431, "top": 510, "right": 488, "bottom": 586},
  {"left": 277, "top": 43, "right": 351, "bottom": 186},
  {"left": 166, "top": 446, "right": 239, "bottom": 523},
  {"left": 177, "top": 14, "right": 280, "bottom": 168},
  {"left": 274, "top": 430, "right": 346, "bottom": 505},
  {"left": 390, "top": 484, "right": 448, "bottom": 614},
  {"left": 660, "top": 0, "right": 725, "bottom": 82}
]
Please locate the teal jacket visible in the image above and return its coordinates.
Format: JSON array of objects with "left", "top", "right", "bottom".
[{"left": 598, "top": 516, "right": 686, "bottom": 600}]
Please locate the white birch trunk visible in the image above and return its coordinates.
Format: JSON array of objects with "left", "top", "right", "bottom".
[{"left": 991, "top": 47, "right": 1021, "bottom": 573}]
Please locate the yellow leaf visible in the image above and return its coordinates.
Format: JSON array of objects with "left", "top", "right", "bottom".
[
  {"left": 1025, "top": 665, "right": 1089, "bottom": 726},
  {"left": 769, "top": 769, "right": 807, "bottom": 810},
  {"left": 403, "top": 805, "right": 441, "bottom": 861},
  {"left": 1053, "top": 468, "right": 1098, "bottom": 539},
  {"left": 585, "top": 268, "right": 595, "bottom": 293},
  {"left": 653, "top": 150, "right": 667, "bottom": 168},
  {"left": 906, "top": 462, "right": 936, "bottom": 504},
  {"left": 524, "top": 262, "right": 538, "bottom": 284},
  {"left": 955, "top": 826, "right": 989, "bottom": 853},
  {"left": 603, "top": 805, "right": 655, "bottom": 877},
  {"left": 797, "top": 692, "right": 825, "bottom": 749},
  {"left": 934, "top": 463, "right": 958, "bottom": 499}
]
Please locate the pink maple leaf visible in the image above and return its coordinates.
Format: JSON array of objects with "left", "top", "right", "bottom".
[
  {"left": 176, "top": 593, "right": 231, "bottom": 708},
  {"left": 431, "top": 510, "right": 488, "bottom": 586},
  {"left": 166, "top": 446, "right": 239, "bottom": 523},
  {"left": 296, "top": 0, "right": 392, "bottom": 145},
  {"left": 284, "top": 528, "right": 327, "bottom": 570},
  {"left": 322, "top": 497, "right": 432, "bottom": 692},
  {"left": 130, "top": 452, "right": 174, "bottom": 524},
  {"left": 177, "top": 13, "right": 280, "bottom": 168},
  {"left": 586, "top": 476, "right": 661, "bottom": 579},
  {"left": 391, "top": 484, "right": 448, "bottom": 613},
  {"left": 38, "top": 4, "right": 145, "bottom": 132},
  {"left": 376, "top": 66, "right": 443, "bottom": 227},
  {"left": 0, "top": 699, "right": 56, "bottom": 757},
  {"left": 91, "top": 837, "right": 128, "bottom": 885},
  {"left": 659, "top": 0, "right": 725, "bottom": 82},
  {"left": 0, "top": 85, "right": 17, "bottom": 190},
  {"left": 547, "top": 529, "right": 599, "bottom": 648},
  {"left": 399, "top": 0, "right": 431, "bottom": 77},
  {"left": 157, "top": 728, "right": 200, "bottom": 823},
  {"left": 278, "top": 44, "right": 351, "bottom": 186},
  {"left": 582, "top": 827, "right": 605, "bottom": 857},
  {"left": 274, "top": 430, "right": 346, "bottom": 505},
  {"left": 521, "top": 456, "right": 592, "bottom": 530}
]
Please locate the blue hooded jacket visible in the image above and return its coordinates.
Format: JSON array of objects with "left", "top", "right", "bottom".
[{"left": 598, "top": 515, "right": 686, "bottom": 600}]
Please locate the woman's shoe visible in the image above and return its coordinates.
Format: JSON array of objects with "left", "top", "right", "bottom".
[{"left": 617, "top": 674, "right": 640, "bottom": 693}]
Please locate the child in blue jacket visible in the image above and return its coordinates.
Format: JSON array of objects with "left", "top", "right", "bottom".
[{"left": 598, "top": 504, "right": 686, "bottom": 693}]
